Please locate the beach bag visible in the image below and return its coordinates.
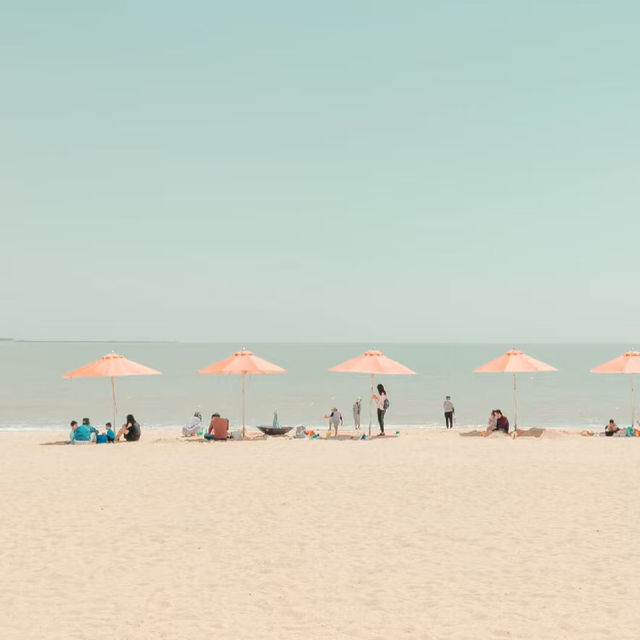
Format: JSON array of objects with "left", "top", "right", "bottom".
[{"left": 383, "top": 398, "right": 390, "bottom": 411}]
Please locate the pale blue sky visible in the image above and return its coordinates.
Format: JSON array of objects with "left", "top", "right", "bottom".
[{"left": 1, "top": 1, "right": 639, "bottom": 342}]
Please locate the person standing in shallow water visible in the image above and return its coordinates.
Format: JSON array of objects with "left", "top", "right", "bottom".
[
  {"left": 443, "top": 395, "right": 455, "bottom": 429},
  {"left": 372, "top": 384, "right": 388, "bottom": 435}
]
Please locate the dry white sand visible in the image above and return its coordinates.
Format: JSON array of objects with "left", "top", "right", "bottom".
[{"left": 1, "top": 429, "right": 639, "bottom": 640}]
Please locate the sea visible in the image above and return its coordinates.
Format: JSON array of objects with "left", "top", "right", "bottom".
[{"left": 0, "top": 341, "right": 635, "bottom": 431}]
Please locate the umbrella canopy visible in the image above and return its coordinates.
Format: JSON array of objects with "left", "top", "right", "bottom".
[
  {"left": 63, "top": 352, "right": 162, "bottom": 430},
  {"left": 63, "top": 352, "right": 162, "bottom": 378},
  {"left": 591, "top": 350, "right": 640, "bottom": 374},
  {"left": 199, "top": 350, "right": 286, "bottom": 375},
  {"left": 591, "top": 350, "right": 640, "bottom": 426},
  {"left": 199, "top": 350, "right": 286, "bottom": 438},
  {"left": 330, "top": 350, "right": 416, "bottom": 436},
  {"left": 474, "top": 350, "right": 557, "bottom": 374},
  {"left": 474, "top": 349, "right": 557, "bottom": 430},
  {"left": 329, "top": 350, "right": 416, "bottom": 375}
]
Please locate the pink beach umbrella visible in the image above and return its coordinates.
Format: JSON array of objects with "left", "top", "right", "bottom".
[
  {"left": 329, "top": 350, "right": 416, "bottom": 437},
  {"left": 199, "top": 350, "right": 286, "bottom": 439},
  {"left": 63, "top": 352, "right": 162, "bottom": 430},
  {"left": 590, "top": 350, "right": 640, "bottom": 427},
  {"left": 474, "top": 350, "right": 557, "bottom": 430}
]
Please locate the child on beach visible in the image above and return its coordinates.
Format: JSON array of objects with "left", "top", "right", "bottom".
[
  {"left": 95, "top": 422, "right": 116, "bottom": 444},
  {"left": 324, "top": 408, "right": 343, "bottom": 437}
]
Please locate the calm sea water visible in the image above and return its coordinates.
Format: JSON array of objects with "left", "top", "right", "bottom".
[{"left": 0, "top": 341, "right": 635, "bottom": 431}]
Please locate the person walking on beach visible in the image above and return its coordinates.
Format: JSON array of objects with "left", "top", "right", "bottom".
[
  {"left": 443, "top": 395, "right": 455, "bottom": 429},
  {"left": 325, "top": 408, "right": 343, "bottom": 437},
  {"left": 372, "top": 384, "right": 388, "bottom": 436},
  {"left": 353, "top": 397, "right": 362, "bottom": 430}
]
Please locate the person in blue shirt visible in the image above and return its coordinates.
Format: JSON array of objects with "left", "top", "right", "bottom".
[
  {"left": 70, "top": 418, "right": 98, "bottom": 443},
  {"left": 105, "top": 422, "right": 115, "bottom": 443}
]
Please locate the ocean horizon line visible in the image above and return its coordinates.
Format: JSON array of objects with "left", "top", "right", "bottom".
[{"left": 6, "top": 339, "right": 639, "bottom": 345}]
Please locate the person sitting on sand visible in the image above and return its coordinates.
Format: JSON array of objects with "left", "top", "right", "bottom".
[
  {"left": 495, "top": 410, "right": 509, "bottom": 434},
  {"left": 183, "top": 411, "right": 202, "bottom": 437},
  {"left": 205, "top": 413, "right": 229, "bottom": 440},
  {"left": 70, "top": 418, "right": 98, "bottom": 444},
  {"left": 484, "top": 410, "right": 498, "bottom": 436},
  {"left": 324, "top": 408, "right": 343, "bottom": 437},
  {"left": 207, "top": 413, "right": 221, "bottom": 436},
  {"left": 105, "top": 422, "right": 115, "bottom": 443},
  {"left": 115, "top": 414, "right": 141, "bottom": 442},
  {"left": 605, "top": 419, "right": 620, "bottom": 437}
]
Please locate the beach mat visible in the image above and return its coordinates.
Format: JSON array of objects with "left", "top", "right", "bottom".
[
  {"left": 459, "top": 429, "right": 544, "bottom": 438},
  {"left": 516, "top": 428, "right": 545, "bottom": 438}
]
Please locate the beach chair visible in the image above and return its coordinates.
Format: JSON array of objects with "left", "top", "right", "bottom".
[{"left": 204, "top": 417, "right": 229, "bottom": 441}]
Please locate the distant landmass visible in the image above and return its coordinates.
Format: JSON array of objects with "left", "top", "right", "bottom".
[{"left": 14, "top": 339, "right": 179, "bottom": 343}]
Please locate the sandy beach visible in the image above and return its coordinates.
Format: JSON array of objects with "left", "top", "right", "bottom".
[{"left": 1, "top": 429, "right": 639, "bottom": 640}]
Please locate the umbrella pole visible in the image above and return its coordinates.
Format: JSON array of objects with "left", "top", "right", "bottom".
[
  {"left": 242, "top": 373, "right": 246, "bottom": 440},
  {"left": 111, "top": 376, "right": 117, "bottom": 433},
  {"left": 632, "top": 373, "right": 635, "bottom": 429},
  {"left": 368, "top": 373, "right": 374, "bottom": 438},
  {"left": 513, "top": 372, "right": 518, "bottom": 431}
]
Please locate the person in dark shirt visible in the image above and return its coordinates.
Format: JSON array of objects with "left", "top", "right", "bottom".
[
  {"left": 115, "top": 413, "right": 141, "bottom": 442},
  {"left": 495, "top": 409, "right": 510, "bottom": 434},
  {"left": 605, "top": 419, "right": 620, "bottom": 437}
]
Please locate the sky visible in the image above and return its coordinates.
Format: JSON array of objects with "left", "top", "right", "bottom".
[{"left": 1, "top": 1, "right": 639, "bottom": 343}]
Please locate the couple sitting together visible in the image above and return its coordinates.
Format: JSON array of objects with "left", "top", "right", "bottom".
[
  {"left": 484, "top": 409, "right": 509, "bottom": 436},
  {"left": 183, "top": 411, "right": 229, "bottom": 440},
  {"left": 604, "top": 419, "right": 640, "bottom": 437}
]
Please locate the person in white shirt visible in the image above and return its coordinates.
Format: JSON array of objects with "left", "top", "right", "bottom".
[
  {"left": 183, "top": 411, "right": 202, "bottom": 437},
  {"left": 443, "top": 396, "right": 455, "bottom": 429},
  {"left": 353, "top": 397, "right": 362, "bottom": 430},
  {"left": 372, "top": 384, "right": 388, "bottom": 435}
]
